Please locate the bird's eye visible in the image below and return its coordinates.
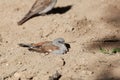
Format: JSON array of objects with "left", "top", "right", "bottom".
[
  {"left": 58, "top": 41, "right": 62, "bottom": 43},
  {"left": 59, "top": 41, "right": 64, "bottom": 43}
]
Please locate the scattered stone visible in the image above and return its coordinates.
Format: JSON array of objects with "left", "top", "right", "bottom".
[
  {"left": 0, "top": 59, "right": 8, "bottom": 65},
  {"left": 48, "top": 71, "right": 61, "bottom": 80},
  {"left": 0, "top": 34, "right": 3, "bottom": 43},
  {"left": 61, "top": 58, "right": 66, "bottom": 66},
  {"left": 14, "top": 72, "right": 22, "bottom": 78},
  {"left": 14, "top": 8, "right": 20, "bottom": 11}
]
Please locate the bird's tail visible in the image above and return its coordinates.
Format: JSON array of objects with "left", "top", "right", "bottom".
[
  {"left": 17, "top": 11, "right": 33, "bottom": 25},
  {"left": 18, "top": 43, "right": 34, "bottom": 48},
  {"left": 18, "top": 43, "right": 43, "bottom": 52}
]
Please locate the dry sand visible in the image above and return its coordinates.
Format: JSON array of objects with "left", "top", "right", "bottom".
[{"left": 0, "top": 0, "right": 120, "bottom": 80}]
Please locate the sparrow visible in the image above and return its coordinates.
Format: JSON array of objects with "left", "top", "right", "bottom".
[
  {"left": 18, "top": 0, "right": 57, "bottom": 25},
  {"left": 18, "top": 38, "right": 68, "bottom": 54}
]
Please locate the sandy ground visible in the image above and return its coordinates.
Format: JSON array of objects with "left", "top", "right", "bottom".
[{"left": 0, "top": 0, "right": 120, "bottom": 80}]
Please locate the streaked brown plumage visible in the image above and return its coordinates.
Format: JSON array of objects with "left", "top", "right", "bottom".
[
  {"left": 19, "top": 38, "right": 68, "bottom": 54},
  {"left": 18, "top": 0, "right": 57, "bottom": 25}
]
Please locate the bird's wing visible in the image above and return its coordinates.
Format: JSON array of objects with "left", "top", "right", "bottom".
[
  {"left": 42, "top": 42, "right": 59, "bottom": 53},
  {"left": 30, "top": 0, "right": 52, "bottom": 13},
  {"left": 32, "top": 41, "right": 51, "bottom": 47},
  {"left": 19, "top": 41, "right": 59, "bottom": 53},
  {"left": 28, "top": 41, "right": 55, "bottom": 53},
  {"left": 17, "top": 0, "right": 52, "bottom": 25}
]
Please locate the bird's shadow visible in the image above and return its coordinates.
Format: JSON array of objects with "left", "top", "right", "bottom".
[
  {"left": 47, "top": 5, "right": 72, "bottom": 14},
  {"left": 18, "top": 5, "right": 72, "bottom": 25},
  {"left": 33, "top": 5, "right": 72, "bottom": 17},
  {"left": 65, "top": 43, "right": 71, "bottom": 51}
]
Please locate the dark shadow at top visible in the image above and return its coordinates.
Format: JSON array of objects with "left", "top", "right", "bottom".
[{"left": 47, "top": 5, "right": 72, "bottom": 14}]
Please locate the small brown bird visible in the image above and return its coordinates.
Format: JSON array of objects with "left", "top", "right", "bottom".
[
  {"left": 18, "top": 0, "right": 57, "bottom": 25},
  {"left": 18, "top": 38, "right": 68, "bottom": 54}
]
